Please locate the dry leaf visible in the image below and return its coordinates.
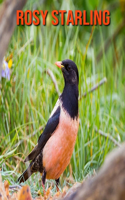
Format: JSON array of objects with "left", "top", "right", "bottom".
[
  {"left": 17, "top": 185, "right": 32, "bottom": 200},
  {"left": 4, "top": 180, "right": 10, "bottom": 198},
  {"left": 0, "top": 174, "right": 8, "bottom": 200}
]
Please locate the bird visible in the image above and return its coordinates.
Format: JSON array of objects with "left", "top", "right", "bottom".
[{"left": 17, "top": 59, "right": 79, "bottom": 192}]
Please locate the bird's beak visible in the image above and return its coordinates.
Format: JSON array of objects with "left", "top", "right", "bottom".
[{"left": 55, "top": 61, "right": 64, "bottom": 69}]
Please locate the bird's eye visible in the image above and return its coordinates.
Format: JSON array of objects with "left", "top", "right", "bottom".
[{"left": 66, "top": 65, "right": 71, "bottom": 71}]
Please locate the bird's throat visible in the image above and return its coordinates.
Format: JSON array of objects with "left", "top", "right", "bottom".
[{"left": 60, "top": 84, "right": 78, "bottom": 119}]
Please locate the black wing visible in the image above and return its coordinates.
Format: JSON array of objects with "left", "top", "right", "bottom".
[{"left": 24, "top": 104, "right": 60, "bottom": 162}]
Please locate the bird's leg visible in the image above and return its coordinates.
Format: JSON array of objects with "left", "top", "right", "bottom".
[
  {"left": 55, "top": 178, "right": 60, "bottom": 192},
  {"left": 42, "top": 170, "right": 46, "bottom": 197}
]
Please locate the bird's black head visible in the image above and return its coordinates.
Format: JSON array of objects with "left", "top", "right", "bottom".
[
  {"left": 55, "top": 59, "right": 79, "bottom": 85},
  {"left": 55, "top": 59, "right": 79, "bottom": 119}
]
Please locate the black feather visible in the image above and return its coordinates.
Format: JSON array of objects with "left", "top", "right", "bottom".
[
  {"left": 24, "top": 144, "right": 40, "bottom": 162},
  {"left": 17, "top": 163, "right": 33, "bottom": 183},
  {"left": 17, "top": 59, "right": 79, "bottom": 184},
  {"left": 18, "top": 152, "right": 43, "bottom": 183},
  {"left": 38, "top": 106, "right": 60, "bottom": 147},
  {"left": 60, "top": 84, "right": 78, "bottom": 119},
  {"left": 24, "top": 105, "right": 60, "bottom": 162},
  {"left": 60, "top": 59, "right": 79, "bottom": 119}
]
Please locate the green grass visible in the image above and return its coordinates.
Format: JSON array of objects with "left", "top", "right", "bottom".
[{"left": 0, "top": 2, "right": 125, "bottom": 196}]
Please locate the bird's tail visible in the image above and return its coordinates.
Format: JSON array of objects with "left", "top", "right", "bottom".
[{"left": 17, "top": 164, "right": 33, "bottom": 183}]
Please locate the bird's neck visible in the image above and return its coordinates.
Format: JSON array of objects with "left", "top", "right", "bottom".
[{"left": 60, "top": 83, "right": 79, "bottom": 119}]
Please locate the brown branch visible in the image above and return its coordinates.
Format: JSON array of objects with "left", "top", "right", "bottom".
[
  {"left": 96, "top": 20, "right": 125, "bottom": 62},
  {"left": 0, "top": 0, "right": 27, "bottom": 78},
  {"left": 79, "top": 77, "right": 107, "bottom": 100},
  {"left": 14, "top": 69, "right": 60, "bottom": 148},
  {"left": 95, "top": 127, "right": 121, "bottom": 147},
  {"left": 13, "top": 155, "right": 24, "bottom": 162},
  {"left": 9, "top": 185, "right": 22, "bottom": 190},
  {"left": 42, "top": 69, "right": 60, "bottom": 96}
]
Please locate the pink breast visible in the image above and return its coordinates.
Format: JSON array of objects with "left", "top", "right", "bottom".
[{"left": 42, "top": 108, "right": 79, "bottom": 180}]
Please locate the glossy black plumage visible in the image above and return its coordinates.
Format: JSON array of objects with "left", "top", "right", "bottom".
[
  {"left": 17, "top": 105, "right": 61, "bottom": 182},
  {"left": 24, "top": 106, "right": 61, "bottom": 162},
  {"left": 60, "top": 84, "right": 78, "bottom": 119},
  {"left": 17, "top": 59, "right": 79, "bottom": 187}
]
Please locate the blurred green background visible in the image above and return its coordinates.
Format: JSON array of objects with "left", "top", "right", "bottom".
[{"left": 0, "top": 0, "right": 125, "bottom": 194}]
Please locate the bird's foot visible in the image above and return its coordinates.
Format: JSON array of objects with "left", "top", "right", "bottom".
[
  {"left": 42, "top": 182, "right": 46, "bottom": 198},
  {"left": 56, "top": 185, "right": 59, "bottom": 192}
]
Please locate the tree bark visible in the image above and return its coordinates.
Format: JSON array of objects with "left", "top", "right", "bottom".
[
  {"left": 63, "top": 144, "right": 125, "bottom": 200},
  {"left": 0, "top": 0, "right": 27, "bottom": 78}
]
